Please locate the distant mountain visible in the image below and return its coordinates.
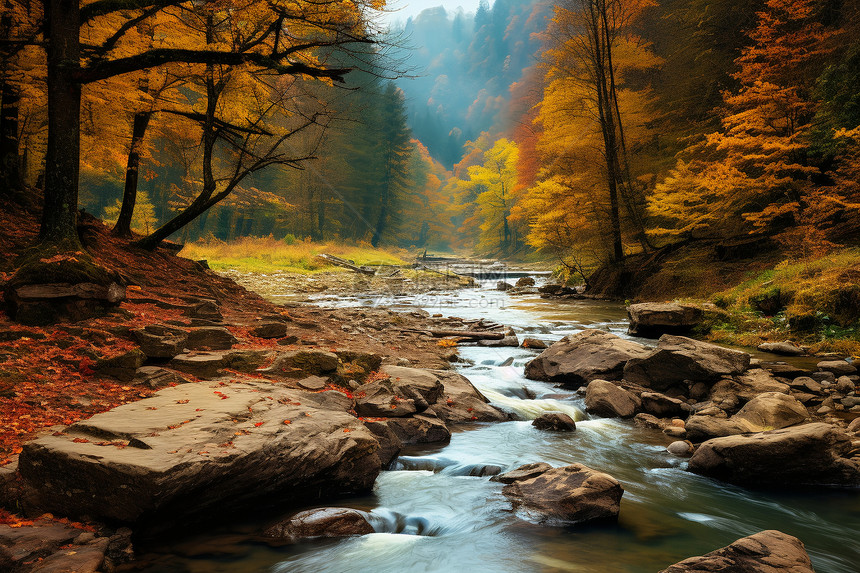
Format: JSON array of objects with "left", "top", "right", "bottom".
[{"left": 392, "top": 0, "right": 551, "bottom": 167}]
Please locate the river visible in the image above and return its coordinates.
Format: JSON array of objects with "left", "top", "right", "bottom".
[{"left": 128, "top": 278, "right": 860, "bottom": 573}]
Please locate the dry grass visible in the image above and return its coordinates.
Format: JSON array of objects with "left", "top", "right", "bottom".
[{"left": 180, "top": 236, "right": 409, "bottom": 274}]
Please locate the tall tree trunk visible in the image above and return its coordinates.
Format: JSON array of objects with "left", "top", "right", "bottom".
[
  {"left": 41, "top": 0, "right": 82, "bottom": 247},
  {"left": 316, "top": 194, "right": 325, "bottom": 241},
  {"left": 0, "top": 83, "right": 21, "bottom": 193},
  {"left": 590, "top": 0, "right": 624, "bottom": 263},
  {"left": 113, "top": 110, "right": 152, "bottom": 236}
]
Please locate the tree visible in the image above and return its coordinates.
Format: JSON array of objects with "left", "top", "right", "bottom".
[
  {"left": 468, "top": 138, "right": 520, "bottom": 254},
  {"left": 541, "top": 0, "right": 657, "bottom": 262},
  {"left": 370, "top": 82, "right": 412, "bottom": 246},
  {"left": 29, "top": 0, "right": 383, "bottom": 251},
  {"left": 649, "top": 0, "right": 837, "bottom": 241}
]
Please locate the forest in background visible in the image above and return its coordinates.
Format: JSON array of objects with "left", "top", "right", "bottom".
[{"left": 1, "top": 0, "right": 859, "bottom": 270}]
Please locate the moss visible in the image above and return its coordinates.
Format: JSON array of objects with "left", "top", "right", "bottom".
[{"left": 7, "top": 243, "right": 120, "bottom": 291}]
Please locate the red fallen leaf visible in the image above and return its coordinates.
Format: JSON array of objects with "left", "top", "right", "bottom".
[
  {"left": 446, "top": 399, "right": 454, "bottom": 405},
  {"left": 198, "top": 451, "right": 209, "bottom": 455},
  {"left": 283, "top": 420, "right": 291, "bottom": 424},
  {"left": 254, "top": 422, "right": 264, "bottom": 427},
  {"left": 195, "top": 408, "right": 204, "bottom": 411},
  {"left": 72, "top": 438, "right": 89, "bottom": 443},
  {"left": 343, "top": 428, "right": 352, "bottom": 433},
  {"left": 471, "top": 416, "right": 478, "bottom": 421},
  {"left": 219, "top": 395, "right": 228, "bottom": 400},
  {"left": 467, "top": 407, "right": 474, "bottom": 412},
  {"left": 146, "top": 407, "right": 158, "bottom": 410},
  {"left": 176, "top": 399, "right": 189, "bottom": 404},
  {"left": 390, "top": 404, "right": 397, "bottom": 409}
]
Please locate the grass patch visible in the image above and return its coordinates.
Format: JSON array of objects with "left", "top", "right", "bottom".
[
  {"left": 705, "top": 247, "right": 860, "bottom": 355},
  {"left": 179, "top": 236, "right": 409, "bottom": 274}
]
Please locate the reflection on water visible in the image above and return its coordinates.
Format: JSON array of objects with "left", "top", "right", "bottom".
[{"left": 127, "top": 283, "right": 860, "bottom": 573}]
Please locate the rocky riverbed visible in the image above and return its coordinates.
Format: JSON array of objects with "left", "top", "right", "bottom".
[{"left": 2, "top": 263, "right": 860, "bottom": 572}]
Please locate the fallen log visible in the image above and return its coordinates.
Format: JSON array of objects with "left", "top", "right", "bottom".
[
  {"left": 414, "top": 264, "right": 473, "bottom": 281},
  {"left": 401, "top": 328, "right": 505, "bottom": 340},
  {"left": 315, "top": 254, "right": 376, "bottom": 275}
]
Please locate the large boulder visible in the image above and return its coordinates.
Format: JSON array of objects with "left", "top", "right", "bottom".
[
  {"left": 688, "top": 422, "right": 860, "bottom": 487},
  {"left": 383, "top": 412, "right": 451, "bottom": 445},
  {"left": 627, "top": 302, "right": 704, "bottom": 338},
  {"left": 659, "top": 530, "right": 815, "bottom": 573},
  {"left": 501, "top": 463, "right": 623, "bottom": 525},
  {"left": 706, "top": 369, "right": 791, "bottom": 413},
  {"left": 355, "top": 379, "right": 422, "bottom": 418},
  {"left": 18, "top": 381, "right": 382, "bottom": 526},
  {"left": 686, "top": 392, "right": 808, "bottom": 442},
  {"left": 757, "top": 341, "right": 804, "bottom": 356},
  {"left": 532, "top": 412, "right": 576, "bottom": 431},
  {"left": 524, "top": 330, "right": 649, "bottom": 388},
  {"left": 429, "top": 370, "right": 508, "bottom": 423},
  {"left": 584, "top": 379, "right": 640, "bottom": 418},
  {"left": 262, "top": 508, "right": 374, "bottom": 543},
  {"left": 640, "top": 392, "right": 691, "bottom": 418},
  {"left": 380, "top": 366, "right": 445, "bottom": 405},
  {"left": 624, "top": 335, "right": 750, "bottom": 392}
]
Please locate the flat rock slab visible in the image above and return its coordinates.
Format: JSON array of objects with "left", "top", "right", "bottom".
[
  {"left": 524, "top": 329, "right": 650, "bottom": 388},
  {"left": 627, "top": 302, "right": 704, "bottom": 338},
  {"left": 185, "top": 327, "right": 237, "bottom": 351},
  {"left": 659, "top": 530, "right": 815, "bottom": 573},
  {"left": 817, "top": 360, "right": 857, "bottom": 376},
  {"left": 688, "top": 422, "right": 860, "bottom": 487},
  {"left": 0, "top": 518, "right": 109, "bottom": 573},
  {"left": 18, "top": 381, "right": 381, "bottom": 525},
  {"left": 624, "top": 335, "right": 750, "bottom": 392},
  {"left": 169, "top": 350, "right": 272, "bottom": 379},
  {"left": 502, "top": 463, "right": 623, "bottom": 525}
]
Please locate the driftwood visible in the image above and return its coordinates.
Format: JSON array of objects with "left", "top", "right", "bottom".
[
  {"left": 315, "top": 254, "right": 376, "bottom": 275},
  {"left": 414, "top": 264, "right": 471, "bottom": 280},
  {"left": 401, "top": 328, "right": 505, "bottom": 340}
]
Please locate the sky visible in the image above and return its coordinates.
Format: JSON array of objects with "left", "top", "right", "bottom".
[{"left": 383, "top": 0, "right": 485, "bottom": 23}]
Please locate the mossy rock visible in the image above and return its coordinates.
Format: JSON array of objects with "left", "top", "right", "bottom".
[
  {"left": 4, "top": 246, "right": 125, "bottom": 326},
  {"left": 750, "top": 287, "right": 788, "bottom": 316},
  {"left": 832, "top": 284, "right": 860, "bottom": 326},
  {"left": 787, "top": 312, "right": 822, "bottom": 333}
]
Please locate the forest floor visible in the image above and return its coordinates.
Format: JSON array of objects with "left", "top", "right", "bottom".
[
  {"left": 585, "top": 237, "right": 860, "bottom": 356},
  {"left": 0, "top": 201, "right": 470, "bottom": 471}
]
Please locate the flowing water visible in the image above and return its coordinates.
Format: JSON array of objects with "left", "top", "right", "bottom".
[{"left": 130, "top": 279, "right": 860, "bottom": 573}]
